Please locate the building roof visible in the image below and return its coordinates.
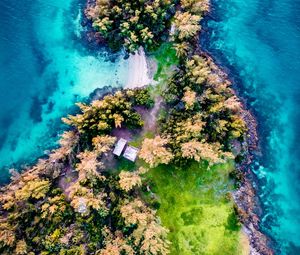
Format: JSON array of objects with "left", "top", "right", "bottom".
[
  {"left": 113, "top": 138, "right": 127, "bottom": 156},
  {"left": 123, "top": 146, "right": 139, "bottom": 162}
]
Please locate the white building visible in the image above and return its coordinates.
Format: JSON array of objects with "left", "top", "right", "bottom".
[
  {"left": 113, "top": 138, "right": 139, "bottom": 162},
  {"left": 113, "top": 138, "right": 127, "bottom": 156},
  {"left": 123, "top": 146, "right": 139, "bottom": 162}
]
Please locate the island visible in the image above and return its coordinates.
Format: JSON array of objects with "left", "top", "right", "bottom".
[{"left": 0, "top": 0, "right": 273, "bottom": 254}]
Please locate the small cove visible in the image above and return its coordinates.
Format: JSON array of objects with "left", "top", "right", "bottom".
[{"left": 0, "top": 0, "right": 129, "bottom": 182}]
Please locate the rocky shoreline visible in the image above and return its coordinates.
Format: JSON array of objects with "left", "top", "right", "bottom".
[
  {"left": 200, "top": 3, "right": 274, "bottom": 255},
  {"left": 201, "top": 47, "right": 274, "bottom": 254},
  {"left": 234, "top": 109, "right": 274, "bottom": 255}
]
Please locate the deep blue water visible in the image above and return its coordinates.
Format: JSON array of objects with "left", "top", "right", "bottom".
[
  {"left": 202, "top": 0, "right": 300, "bottom": 253},
  {"left": 0, "top": 0, "right": 128, "bottom": 182}
]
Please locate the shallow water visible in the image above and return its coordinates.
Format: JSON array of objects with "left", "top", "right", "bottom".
[
  {"left": 0, "top": 0, "right": 128, "bottom": 182},
  {"left": 202, "top": 0, "right": 300, "bottom": 253}
]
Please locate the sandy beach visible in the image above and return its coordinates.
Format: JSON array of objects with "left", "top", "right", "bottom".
[{"left": 125, "top": 47, "right": 153, "bottom": 89}]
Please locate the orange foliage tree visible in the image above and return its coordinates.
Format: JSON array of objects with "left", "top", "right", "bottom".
[{"left": 139, "top": 136, "right": 173, "bottom": 168}]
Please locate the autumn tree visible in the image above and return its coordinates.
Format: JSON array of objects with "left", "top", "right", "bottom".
[
  {"left": 97, "top": 229, "right": 134, "bottom": 255},
  {"left": 62, "top": 91, "right": 143, "bottom": 137},
  {"left": 173, "top": 12, "right": 201, "bottom": 40},
  {"left": 15, "top": 178, "right": 50, "bottom": 201},
  {"left": 120, "top": 199, "right": 170, "bottom": 255},
  {"left": 139, "top": 136, "right": 173, "bottom": 168},
  {"left": 76, "top": 150, "right": 104, "bottom": 182},
  {"left": 92, "top": 135, "right": 116, "bottom": 154},
  {"left": 0, "top": 222, "right": 16, "bottom": 248},
  {"left": 181, "top": 0, "right": 210, "bottom": 14},
  {"left": 186, "top": 55, "right": 211, "bottom": 85},
  {"left": 67, "top": 181, "right": 107, "bottom": 215},
  {"left": 173, "top": 42, "right": 190, "bottom": 58},
  {"left": 182, "top": 87, "right": 197, "bottom": 109},
  {"left": 41, "top": 194, "right": 68, "bottom": 223},
  {"left": 181, "top": 140, "right": 233, "bottom": 165},
  {"left": 15, "top": 240, "right": 27, "bottom": 255},
  {"left": 164, "top": 114, "right": 204, "bottom": 143},
  {"left": 119, "top": 171, "right": 142, "bottom": 192},
  {"left": 224, "top": 96, "right": 242, "bottom": 112},
  {"left": 47, "top": 130, "right": 80, "bottom": 163}
]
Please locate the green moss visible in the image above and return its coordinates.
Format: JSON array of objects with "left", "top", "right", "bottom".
[
  {"left": 146, "top": 162, "right": 243, "bottom": 255},
  {"left": 152, "top": 42, "right": 179, "bottom": 81},
  {"left": 115, "top": 157, "right": 136, "bottom": 172},
  {"left": 128, "top": 131, "right": 155, "bottom": 148}
]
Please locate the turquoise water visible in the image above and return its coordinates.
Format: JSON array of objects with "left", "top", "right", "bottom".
[
  {"left": 1, "top": 0, "right": 300, "bottom": 253},
  {"left": 203, "top": 0, "right": 300, "bottom": 253},
  {"left": 0, "top": 0, "right": 128, "bottom": 182}
]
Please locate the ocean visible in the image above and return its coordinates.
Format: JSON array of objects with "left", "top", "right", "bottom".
[
  {"left": 0, "top": 0, "right": 128, "bottom": 182},
  {"left": 202, "top": 0, "right": 300, "bottom": 253},
  {"left": 1, "top": 0, "right": 300, "bottom": 253}
]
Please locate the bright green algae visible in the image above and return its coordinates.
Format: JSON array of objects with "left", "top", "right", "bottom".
[{"left": 145, "top": 162, "right": 242, "bottom": 254}]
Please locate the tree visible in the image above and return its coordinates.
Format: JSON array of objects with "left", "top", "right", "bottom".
[
  {"left": 230, "top": 116, "right": 247, "bottom": 138},
  {"left": 181, "top": 140, "right": 222, "bottom": 164},
  {"left": 0, "top": 222, "right": 16, "bottom": 248},
  {"left": 161, "top": 113, "right": 205, "bottom": 151},
  {"left": 15, "top": 179, "right": 50, "bottom": 201},
  {"left": 49, "top": 131, "right": 80, "bottom": 162},
  {"left": 139, "top": 221, "right": 170, "bottom": 255},
  {"left": 173, "top": 42, "right": 189, "bottom": 58},
  {"left": 97, "top": 235, "right": 134, "bottom": 255},
  {"left": 120, "top": 199, "right": 170, "bottom": 255},
  {"left": 67, "top": 182, "right": 107, "bottom": 215},
  {"left": 182, "top": 87, "right": 197, "bottom": 109},
  {"left": 62, "top": 91, "right": 143, "bottom": 136},
  {"left": 15, "top": 240, "right": 27, "bottom": 255},
  {"left": 181, "top": 0, "right": 210, "bottom": 14},
  {"left": 92, "top": 135, "right": 116, "bottom": 154},
  {"left": 186, "top": 55, "right": 211, "bottom": 85},
  {"left": 119, "top": 171, "right": 142, "bottom": 192},
  {"left": 139, "top": 136, "right": 173, "bottom": 168},
  {"left": 112, "top": 113, "right": 124, "bottom": 128},
  {"left": 224, "top": 96, "right": 242, "bottom": 112},
  {"left": 59, "top": 131, "right": 79, "bottom": 154},
  {"left": 173, "top": 12, "right": 201, "bottom": 40},
  {"left": 41, "top": 194, "right": 68, "bottom": 222},
  {"left": 86, "top": 0, "right": 175, "bottom": 52},
  {"left": 76, "top": 150, "right": 104, "bottom": 182}
]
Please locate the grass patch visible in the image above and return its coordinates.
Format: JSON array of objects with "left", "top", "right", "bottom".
[
  {"left": 115, "top": 157, "right": 136, "bottom": 172},
  {"left": 145, "top": 161, "right": 244, "bottom": 255},
  {"left": 128, "top": 131, "right": 155, "bottom": 148},
  {"left": 151, "top": 42, "right": 179, "bottom": 81}
]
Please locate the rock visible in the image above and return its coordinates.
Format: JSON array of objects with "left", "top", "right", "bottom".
[{"left": 233, "top": 107, "right": 274, "bottom": 255}]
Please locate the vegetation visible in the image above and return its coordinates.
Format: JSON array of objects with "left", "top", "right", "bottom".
[
  {"left": 145, "top": 162, "right": 243, "bottom": 255},
  {"left": 86, "top": 0, "right": 176, "bottom": 52},
  {"left": 139, "top": 136, "right": 173, "bottom": 168},
  {"left": 0, "top": 0, "right": 250, "bottom": 254},
  {"left": 0, "top": 89, "right": 169, "bottom": 254}
]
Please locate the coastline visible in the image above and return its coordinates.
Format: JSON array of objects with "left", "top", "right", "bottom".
[
  {"left": 200, "top": 3, "right": 274, "bottom": 255},
  {"left": 125, "top": 47, "right": 154, "bottom": 89}
]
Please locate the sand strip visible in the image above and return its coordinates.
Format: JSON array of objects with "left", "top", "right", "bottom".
[{"left": 125, "top": 47, "right": 153, "bottom": 89}]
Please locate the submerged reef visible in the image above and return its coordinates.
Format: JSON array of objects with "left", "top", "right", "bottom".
[{"left": 0, "top": 0, "right": 273, "bottom": 254}]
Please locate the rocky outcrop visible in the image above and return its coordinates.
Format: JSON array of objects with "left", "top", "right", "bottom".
[{"left": 233, "top": 109, "right": 274, "bottom": 255}]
